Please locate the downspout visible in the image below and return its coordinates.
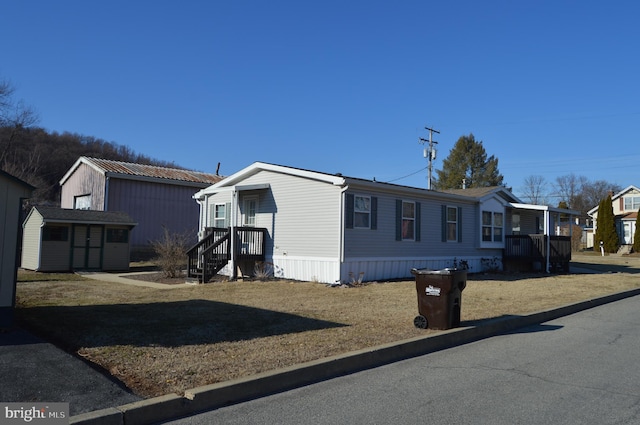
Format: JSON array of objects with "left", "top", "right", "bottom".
[
  {"left": 104, "top": 176, "right": 110, "bottom": 210},
  {"left": 338, "top": 185, "right": 349, "bottom": 283}
]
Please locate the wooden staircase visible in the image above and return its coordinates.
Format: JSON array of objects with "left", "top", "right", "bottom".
[
  {"left": 187, "top": 228, "right": 231, "bottom": 283},
  {"left": 187, "top": 227, "right": 267, "bottom": 283}
]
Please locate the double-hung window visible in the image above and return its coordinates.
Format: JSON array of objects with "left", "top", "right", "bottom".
[
  {"left": 213, "top": 204, "right": 226, "bottom": 228},
  {"left": 354, "top": 195, "right": 371, "bottom": 229},
  {"left": 401, "top": 201, "right": 416, "bottom": 240},
  {"left": 482, "top": 211, "right": 503, "bottom": 242},
  {"left": 624, "top": 196, "right": 640, "bottom": 211},
  {"left": 446, "top": 206, "right": 458, "bottom": 241}
]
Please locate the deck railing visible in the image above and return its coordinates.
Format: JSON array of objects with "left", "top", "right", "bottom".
[
  {"left": 503, "top": 234, "right": 571, "bottom": 271},
  {"left": 186, "top": 227, "right": 267, "bottom": 282}
]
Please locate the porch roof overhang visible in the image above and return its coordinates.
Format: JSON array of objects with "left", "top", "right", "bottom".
[
  {"left": 194, "top": 183, "right": 270, "bottom": 200},
  {"left": 508, "top": 202, "right": 580, "bottom": 217}
]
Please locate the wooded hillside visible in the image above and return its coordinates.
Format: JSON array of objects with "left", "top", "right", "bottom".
[{"left": 0, "top": 125, "right": 182, "bottom": 205}]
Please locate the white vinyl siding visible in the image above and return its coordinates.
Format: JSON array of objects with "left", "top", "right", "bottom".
[{"left": 206, "top": 170, "right": 342, "bottom": 259}]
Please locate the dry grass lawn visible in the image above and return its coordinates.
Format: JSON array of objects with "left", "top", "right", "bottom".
[{"left": 15, "top": 253, "right": 640, "bottom": 399}]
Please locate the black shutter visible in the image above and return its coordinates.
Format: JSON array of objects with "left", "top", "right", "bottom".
[
  {"left": 395, "top": 200, "right": 402, "bottom": 241},
  {"left": 458, "top": 207, "right": 463, "bottom": 242},
  {"left": 441, "top": 205, "right": 447, "bottom": 242},
  {"left": 345, "top": 194, "right": 354, "bottom": 229},
  {"left": 415, "top": 202, "right": 421, "bottom": 241},
  {"left": 371, "top": 197, "right": 377, "bottom": 230}
]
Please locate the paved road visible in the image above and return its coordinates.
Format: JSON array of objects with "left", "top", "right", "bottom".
[{"left": 162, "top": 295, "right": 640, "bottom": 425}]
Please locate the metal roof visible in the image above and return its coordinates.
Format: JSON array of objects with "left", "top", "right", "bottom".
[{"left": 61, "top": 157, "right": 223, "bottom": 186}]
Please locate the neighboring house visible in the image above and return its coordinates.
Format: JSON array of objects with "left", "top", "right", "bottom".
[
  {"left": 189, "top": 162, "right": 578, "bottom": 284},
  {"left": 0, "top": 170, "right": 34, "bottom": 326},
  {"left": 21, "top": 206, "right": 137, "bottom": 272},
  {"left": 588, "top": 185, "right": 639, "bottom": 249},
  {"left": 59, "top": 157, "right": 223, "bottom": 257}
]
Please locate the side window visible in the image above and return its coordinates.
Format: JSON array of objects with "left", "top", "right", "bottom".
[
  {"left": 74, "top": 194, "right": 91, "bottom": 210},
  {"left": 43, "top": 226, "right": 69, "bottom": 242},
  {"left": 482, "top": 211, "right": 504, "bottom": 242},
  {"left": 396, "top": 200, "right": 420, "bottom": 241},
  {"left": 446, "top": 206, "right": 458, "bottom": 241},
  {"left": 106, "top": 228, "right": 129, "bottom": 243},
  {"left": 441, "top": 205, "right": 462, "bottom": 242},
  {"left": 213, "top": 203, "right": 226, "bottom": 228},
  {"left": 402, "top": 201, "right": 416, "bottom": 240},
  {"left": 354, "top": 195, "right": 371, "bottom": 228},
  {"left": 345, "top": 194, "right": 377, "bottom": 230}
]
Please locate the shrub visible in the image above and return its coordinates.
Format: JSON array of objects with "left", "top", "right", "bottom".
[{"left": 151, "top": 227, "right": 192, "bottom": 278}]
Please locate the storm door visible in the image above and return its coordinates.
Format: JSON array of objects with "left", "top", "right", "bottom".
[{"left": 72, "top": 224, "right": 104, "bottom": 270}]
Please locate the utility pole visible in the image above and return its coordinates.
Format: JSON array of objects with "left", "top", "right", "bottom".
[{"left": 419, "top": 126, "right": 440, "bottom": 190}]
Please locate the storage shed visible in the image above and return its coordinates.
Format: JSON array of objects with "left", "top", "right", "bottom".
[
  {"left": 21, "top": 206, "right": 137, "bottom": 272},
  {"left": 0, "top": 170, "right": 34, "bottom": 326},
  {"left": 59, "top": 157, "right": 223, "bottom": 258}
]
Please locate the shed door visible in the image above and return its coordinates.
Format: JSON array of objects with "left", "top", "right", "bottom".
[{"left": 72, "top": 224, "right": 104, "bottom": 270}]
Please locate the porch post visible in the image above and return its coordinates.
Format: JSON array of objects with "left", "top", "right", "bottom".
[
  {"left": 545, "top": 209, "right": 551, "bottom": 273},
  {"left": 230, "top": 188, "right": 238, "bottom": 279}
]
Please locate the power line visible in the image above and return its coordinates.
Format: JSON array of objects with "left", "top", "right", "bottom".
[{"left": 386, "top": 166, "right": 428, "bottom": 183}]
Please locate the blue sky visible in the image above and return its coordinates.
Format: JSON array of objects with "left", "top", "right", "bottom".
[{"left": 2, "top": 1, "right": 639, "bottom": 199}]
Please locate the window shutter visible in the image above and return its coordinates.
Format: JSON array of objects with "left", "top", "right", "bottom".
[
  {"left": 345, "top": 194, "right": 354, "bottom": 229},
  {"left": 371, "top": 197, "right": 378, "bottom": 230},
  {"left": 441, "top": 205, "right": 447, "bottom": 242},
  {"left": 415, "top": 202, "right": 421, "bottom": 241},
  {"left": 395, "top": 200, "right": 402, "bottom": 241},
  {"left": 458, "top": 207, "right": 463, "bottom": 242}
]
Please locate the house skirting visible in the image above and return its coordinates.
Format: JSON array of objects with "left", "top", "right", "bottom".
[
  {"left": 340, "top": 256, "right": 490, "bottom": 283},
  {"left": 218, "top": 255, "right": 495, "bottom": 284}
]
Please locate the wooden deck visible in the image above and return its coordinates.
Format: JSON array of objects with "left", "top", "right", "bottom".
[
  {"left": 187, "top": 227, "right": 267, "bottom": 282},
  {"left": 503, "top": 234, "right": 572, "bottom": 272}
]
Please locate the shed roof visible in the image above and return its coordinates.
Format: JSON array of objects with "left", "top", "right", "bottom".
[
  {"left": 60, "top": 157, "right": 223, "bottom": 186},
  {"left": 29, "top": 206, "right": 137, "bottom": 226},
  {"left": 1, "top": 168, "right": 36, "bottom": 191}
]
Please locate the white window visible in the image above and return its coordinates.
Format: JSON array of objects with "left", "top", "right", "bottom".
[
  {"left": 624, "top": 196, "right": 640, "bottom": 211},
  {"left": 243, "top": 197, "right": 257, "bottom": 226},
  {"left": 482, "top": 211, "right": 503, "bottom": 242},
  {"left": 446, "top": 206, "right": 458, "bottom": 241},
  {"left": 213, "top": 204, "right": 226, "bottom": 228},
  {"left": 402, "top": 201, "right": 415, "bottom": 240},
  {"left": 354, "top": 195, "right": 371, "bottom": 229},
  {"left": 74, "top": 194, "right": 91, "bottom": 210}
]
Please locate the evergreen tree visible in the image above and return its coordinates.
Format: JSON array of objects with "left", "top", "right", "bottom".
[
  {"left": 633, "top": 209, "right": 640, "bottom": 253},
  {"left": 434, "top": 134, "right": 504, "bottom": 190},
  {"left": 593, "top": 195, "right": 619, "bottom": 253}
]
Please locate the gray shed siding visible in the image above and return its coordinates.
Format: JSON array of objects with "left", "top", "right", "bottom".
[
  {"left": 60, "top": 163, "right": 106, "bottom": 210},
  {"left": 103, "top": 226, "right": 132, "bottom": 270},
  {"left": 1, "top": 173, "right": 33, "bottom": 320},
  {"left": 107, "top": 179, "right": 201, "bottom": 248},
  {"left": 40, "top": 229, "right": 73, "bottom": 271}
]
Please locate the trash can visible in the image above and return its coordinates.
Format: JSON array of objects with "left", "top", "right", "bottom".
[{"left": 411, "top": 268, "right": 467, "bottom": 330}]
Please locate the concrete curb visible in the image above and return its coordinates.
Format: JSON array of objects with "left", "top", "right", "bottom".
[{"left": 70, "top": 288, "right": 640, "bottom": 425}]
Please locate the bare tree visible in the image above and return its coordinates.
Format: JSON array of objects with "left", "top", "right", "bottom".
[
  {"left": 554, "top": 174, "right": 588, "bottom": 209},
  {"left": 520, "top": 175, "right": 549, "bottom": 204},
  {"left": 1, "top": 79, "right": 39, "bottom": 176}
]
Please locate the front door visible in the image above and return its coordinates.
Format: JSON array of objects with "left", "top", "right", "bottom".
[
  {"left": 72, "top": 224, "right": 104, "bottom": 269},
  {"left": 623, "top": 222, "right": 635, "bottom": 245}
]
